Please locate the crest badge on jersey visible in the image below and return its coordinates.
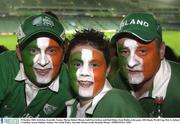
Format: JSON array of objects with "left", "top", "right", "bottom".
[{"left": 43, "top": 104, "right": 57, "bottom": 115}]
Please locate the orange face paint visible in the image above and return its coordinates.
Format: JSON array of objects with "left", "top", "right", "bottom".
[
  {"left": 117, "top": 38, "right": 161, "bottom": 84},
  {"left": 92, "top": 50, "right": 107, "bottom": 96},
  {"left": 137, "top": 41, "right": 161, "bottom": 82},
  {"left": 47, "top": 39, "right": 64, "bottom": 81},
  {"left": 68, "top": 45, "right": 108, "bottom": 98},
  {"left": 21, "top": 37, "right": 63, "bottom": 85}
]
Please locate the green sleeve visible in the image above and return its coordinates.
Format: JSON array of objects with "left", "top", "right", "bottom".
[
  {"left": 93, "top": 89, "right": 147, "bottom": 117},
  {"left": 0, "top": 51, "right": 18, "bottom": 103}
]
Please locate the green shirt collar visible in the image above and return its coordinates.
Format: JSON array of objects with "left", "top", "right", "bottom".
[{"left": 66, "top": 79, "right": 112, "bottom": 117}]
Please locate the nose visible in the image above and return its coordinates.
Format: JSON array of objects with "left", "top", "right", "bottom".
[
  {"left": 127, "top": 54, "right": 140, "bottom": 68},
  {"left": 37, "top": 53, "right": 49, "bottom": 67},
  {"left": 80, "top": 64, "right": 91, "bottom": 76}
]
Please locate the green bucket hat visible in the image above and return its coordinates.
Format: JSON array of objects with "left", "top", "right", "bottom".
[
  {"left": 111, "top": 12, "right": 162, "bottom": 43},
  {"left": 17, "top": 13, "right": 65, "bottom": 49}
]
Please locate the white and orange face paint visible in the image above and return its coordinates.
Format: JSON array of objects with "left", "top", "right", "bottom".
[
  {"left": 21, "top": 37, "right": 63, "bottom": 85},
  {"left": 68, "top": 45, "right": 107, "bottom": 99},
  {"left": 117, "top": 38, "right": 161, "bottom": 85}
]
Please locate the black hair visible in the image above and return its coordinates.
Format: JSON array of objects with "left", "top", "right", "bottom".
[
  {"left": 165, "top": 45, "right": 179, "bottom": 62},
  {"left": 65, "top": 29, "right": 110, "bottom": 65},
  {"left": 0, "top": 45, "right": 9, "bottom": 53}
]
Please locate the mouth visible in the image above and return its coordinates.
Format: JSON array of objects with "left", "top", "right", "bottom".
[
  {"left": 34, "top": 68, "right": 51, "bottom": 76},
  {"left": 78, "top": 80, "right": 93, "bottom": 88},
  {"left": 128, "top": 69, "right": 142, "bottom": 74}
]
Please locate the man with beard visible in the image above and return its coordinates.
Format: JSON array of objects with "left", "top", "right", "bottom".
[
  {"left": 111, "top": 12, "right": 180, "bottom": 117},
  {"left": 65, "top": 29, "right": 146, "bottom": 117},
  {"left": 0, "top": 13, "right": 73, "bottom": 117}
]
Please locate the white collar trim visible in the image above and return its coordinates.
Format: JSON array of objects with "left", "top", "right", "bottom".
[
  {"left": 152, "top": 59, "right": 171, "bottom": 99},
  {"left": 65, "top": 79, "right": 112, "bottom": 117},
  {"left": 132, "top": 59, "right": 171, "bottom": 99},
  {"left": 86, "top": 79, "right": 112, "bottom": 115}
]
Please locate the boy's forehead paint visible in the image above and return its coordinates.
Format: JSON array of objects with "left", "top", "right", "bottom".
[
  {"left": 69, "top": 52, "right": 81, "bottom": 61},
  {"left": 81, "top": 48, "right": 93, "bottom": 62},
  {"left": 76, "top": 48, "right": 93, "bottom": 78}
]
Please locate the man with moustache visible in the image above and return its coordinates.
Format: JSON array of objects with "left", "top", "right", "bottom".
[
  {"left": 0, "top": 13, "right": 73, "bottom": 117},
  {"left": 111, "top": 12, "right": 180, "bottom": 117},
  {"left": 65, "top": 29, "right": 146, "bottom": 117}
]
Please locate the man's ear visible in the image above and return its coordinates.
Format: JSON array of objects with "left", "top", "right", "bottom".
[
  {"left": 16, "top": 45, "right": 22, "bottom": 61},
  {"left": 159, "top": 42, "right": 166, "bottom": 60}
]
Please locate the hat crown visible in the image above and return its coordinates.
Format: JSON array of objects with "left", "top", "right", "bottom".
[
  {"left": 120, "top": 18, "right": 150, "bottom": 29},
  {"left": 17, "top": 13, "right": 65, "bottom": 49},
  {"left": 32, "top": 16, "right": 55, "bottom": 27},
  {"left": 120, "top": 13, "right": 158, "bottom": 31},
  {"left": 111, "top": 12, "right": 162, "bottom": 43}
]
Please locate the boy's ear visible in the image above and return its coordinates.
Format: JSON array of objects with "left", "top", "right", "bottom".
[
  {"left": 106, "top": 65, "right": 111, "bottom": 77},
  {"left": 16, "top": 45, "right": 22, "bottom": 61}
]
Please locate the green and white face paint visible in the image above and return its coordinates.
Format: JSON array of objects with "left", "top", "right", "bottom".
[
  {"left": 123, "top": 39, "right": 144, "bottom": 84},
  {"left": 21, "top": 37, "right": 63, "bottom": 86},
  {"left": 77, "top": 49, "right": 94, "bottom": 97},
  {"left": 118, "top": 38, "right": 162, "bottom": 85},
  {"left": 69, "top": 48, "right": 94, "bottom": 98},
  {"left": 68, "top": 45, "right": 107, "bottom": 99}
]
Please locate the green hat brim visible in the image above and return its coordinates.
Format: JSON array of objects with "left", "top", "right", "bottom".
[
  {"left": 111, "top": 29, "right": 157, "bottom": 44},
  {"left": 19, "top": 30, "right": 64, "bottom": 50}
]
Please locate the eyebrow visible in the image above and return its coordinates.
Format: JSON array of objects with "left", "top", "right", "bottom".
[
  {"left": 69, "top": 54, "right": 81, "bottom": 62},
  {"left": 47, "top": 44, "right": 60, "bottom": 47},
  {"left": 71, "top": 58, "right": 82, "bottom": 62},
  {"left": 136, "top": 45, "right": 149, "bottom": 49},
  {"left": 25, "top": 46, "right": 39, "bottom": 50},
  {"left": 90, "top": 59, "right": 102, "bottom": 63}
]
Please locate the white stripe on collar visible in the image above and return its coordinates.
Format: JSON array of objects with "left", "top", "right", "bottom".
[
  {"left": 152, "top": 59, "right": 171, "bottom": 99},
  {"left": 65, "top": 79, "right": 112, "bottom": 117},
  {"left": 86, "top": 79, "right": 112, "bottom": 115}
]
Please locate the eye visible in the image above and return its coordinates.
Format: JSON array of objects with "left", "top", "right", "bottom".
[
  {"left": 119, "top": 49, "right": 129, "bottom": 57},
  {"left": 73, "top": 61, "right": 82, "bottom": 69},
  {"left": 46, "top": 48, "right": 57, "bottom": 55},
  {"left": 29, "top": 48, "right": 39, "bottom": 55},
  {"left": 137, "top": 49, "right": 147, "bottom": 56},
  {"left": 90, "top": 63, "right": 98, "bottom": 68}
]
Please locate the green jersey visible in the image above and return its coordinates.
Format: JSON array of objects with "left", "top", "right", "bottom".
[
  {"left": 0, "top": 51, "right": 73, "bottom": 117},
  {"left": 66, "top": 88, "right": 146, "bottom": 117},
  {"left": 111, "top": 60, "right": 180, "bottom": 117}
]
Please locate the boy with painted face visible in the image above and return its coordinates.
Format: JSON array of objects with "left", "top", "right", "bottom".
[
  {"left": 0, "top": 13, "right": 73, "bottom": 117},
  {"left": 111, "top": 12, "right": 180, "bottom": 117},
  {"left": 65, "top": 29, "right": 146, "bottom": 117}
]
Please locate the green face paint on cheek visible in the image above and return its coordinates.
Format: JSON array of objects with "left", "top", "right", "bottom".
[
  {"left": 21, "top": 40, "right": 37, "bottom": 82},
  {"left": 68, "top": 52, "right": 81, "bottom": 94},
  {"left": 117, "top": 43, "right": 128, "bottom": 78}
]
